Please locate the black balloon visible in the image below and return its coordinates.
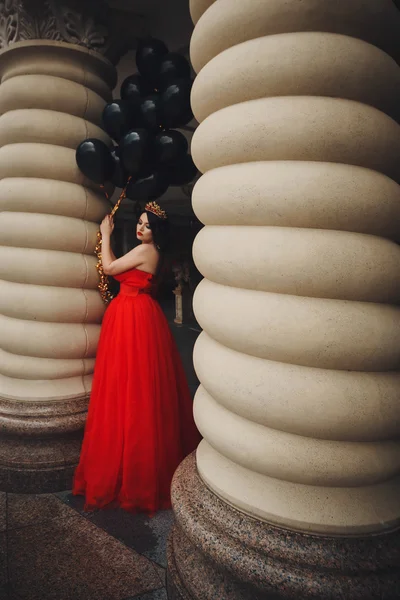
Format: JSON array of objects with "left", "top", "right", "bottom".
[
  {"left": 161, "top": 79, "right": 193, "bottom": 128},
  {"left": 119, "top": 129, "right": 153, "bottom": 175},
  {"left": 110, "top": 146, "right": 129, "bottom": 188},
  {"left": 76, "top": 138, "right": 113, "bottom": 184},
  {"left": 102, "top": 99, "right": 133, "bottom": 141},
  {"left": 139, "top": 94, "right": 164, "bottom": 131},
  {"left": 167, "top": 154, "right": 197, "bottom": 186},
  {"left": 136, "top": 38, "right": 168, "bottom": 83},
  {"left": 157, "top": 53, "right": 191, "bottom": 88},
  {"left": 120, "top": 74, "right": 151, "bottom": 109},
  {"left": 126, "top": 170, "right": 169, "bottom": 201},
  {"left": 153, "top": 130, "right": 188, "bottom": 166}
]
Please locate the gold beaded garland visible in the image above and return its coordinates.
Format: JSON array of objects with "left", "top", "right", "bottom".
[{"left": 95, "top": 180, "right": 130, "bottom": 305}]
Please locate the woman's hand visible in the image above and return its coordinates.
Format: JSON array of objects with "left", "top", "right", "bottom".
[{"left": 100, "top": 215, "right": 114, "bottom": 237}]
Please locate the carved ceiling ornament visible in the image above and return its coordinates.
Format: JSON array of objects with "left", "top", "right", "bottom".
[{"left": 0, "top": 0, "right": 110, "bottom": 54}]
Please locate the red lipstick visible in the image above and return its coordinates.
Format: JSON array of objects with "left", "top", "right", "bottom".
[{"left": 137, "top": 231, "right": 143, "bottom": 236}]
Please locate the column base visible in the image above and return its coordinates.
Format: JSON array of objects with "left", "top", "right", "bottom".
[
  {"left": 167, "top": 453, "right": 400, "bottom": 600},
  {"left": 0, "top": 433, "right": 81, "bottom": 493}
]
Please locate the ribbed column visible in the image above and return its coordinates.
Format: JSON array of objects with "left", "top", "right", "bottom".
[
  {"left": 0, "top": 41, "right": 116, "bottom": 492},
  {"left": 167, "top": 3, "right": 400, "bottom": 598},
  {"left": 188, "top": 0, "right": 400, "bottom": 537}
]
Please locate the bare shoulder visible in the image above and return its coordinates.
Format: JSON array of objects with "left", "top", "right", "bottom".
[
  {"left": 137, "top": 244, "right": 157, "bottom": 257},
  {"left": 125, "top": 243, "right": 158, "bottom": 264},
  {"left": 125, "top": 244, "right": 151, "bottom": 258},
  {"left": 106, "top": 243, "right": 159, "bottom": 276}
]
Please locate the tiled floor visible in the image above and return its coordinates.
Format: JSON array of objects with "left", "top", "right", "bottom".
[
  {"left": 2, "top": 493, "right": 170, "bottom": 600},
  {"left": 0, "top": 308, "right": 200, "bottom": 600}
]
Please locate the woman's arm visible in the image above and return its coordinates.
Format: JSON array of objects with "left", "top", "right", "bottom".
[
  {"left": 103, "top": 244, "right": 148, "bottom": 276},
  {"left": 100, "top": 233, "right": 117, "bottom": 270},
  {"left": 99, "top": 215, "right": 116, "bottom": 273}
]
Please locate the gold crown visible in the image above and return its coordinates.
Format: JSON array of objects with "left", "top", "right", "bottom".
[{"left": 145, "top": 201, "right": 167, "bottom": 220}]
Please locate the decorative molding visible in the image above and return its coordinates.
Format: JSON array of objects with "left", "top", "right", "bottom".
[{"left": 0, "top": 0, "right": 110, "bottom": 55}]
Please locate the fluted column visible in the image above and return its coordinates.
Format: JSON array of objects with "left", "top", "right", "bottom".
[
  {"left": 0, "top": 0, "right": 117, "bottom": 492},
  {"left": 167, "top": 1, "right": 400, "bottom": 598}
]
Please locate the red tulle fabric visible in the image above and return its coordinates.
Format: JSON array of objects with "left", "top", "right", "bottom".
[{"left": 73, "top": 268, "right": 201, "bottom": 514}]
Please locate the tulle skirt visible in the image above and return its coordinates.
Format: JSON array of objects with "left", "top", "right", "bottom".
[{"left": 73, "top": 291, "right": 201, "bottom": 514}]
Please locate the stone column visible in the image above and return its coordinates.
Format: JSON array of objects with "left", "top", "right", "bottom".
[
  {"left": 0, "top": 0, "right": 117, "bottom": 492},
  {"left": 167, "top": 1, "right": 400, "bottom": 598}
]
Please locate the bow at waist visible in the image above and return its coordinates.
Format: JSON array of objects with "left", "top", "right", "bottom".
[{"left": 120, "top": 283, "right": 151, "bottom": 297}]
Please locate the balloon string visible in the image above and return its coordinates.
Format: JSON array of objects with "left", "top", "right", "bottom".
[
  {"left": 95, "top": 177, "right": 132, "bottom": 305},
  {"left": 110, "top": 176, "right": 131, "bottom": 217}
]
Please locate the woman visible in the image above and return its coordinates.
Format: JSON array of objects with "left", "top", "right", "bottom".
[{"left": 73, "top": 201, "right": 201, "bottom": 514}]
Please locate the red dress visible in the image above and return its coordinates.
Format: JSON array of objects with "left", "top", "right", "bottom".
[{"left": 73, "top": 268, "right": 201, "bottom": 513}]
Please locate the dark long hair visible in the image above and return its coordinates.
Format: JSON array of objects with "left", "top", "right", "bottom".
[
  {"left": 136, "top": 203, "right": 170, "bottom": 295},
  {"left": 146, "top": 209, "right": 170, "bottom": 253}
]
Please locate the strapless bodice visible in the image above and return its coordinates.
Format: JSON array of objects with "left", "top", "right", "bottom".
[{"left": 114, "top": 268, "right": 154, "bottom": 296}]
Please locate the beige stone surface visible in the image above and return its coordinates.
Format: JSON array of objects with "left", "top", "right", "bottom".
[
  {"left": 0, "top": 41, "right": 114, "bottom": 100},
  {"left": 194, "top": 333, "right": 400, "bottom": 442},
  {"left": 194, "top": 280, "right": 400, "bottom": 372},
  {"left": 0, "top": 42, "right": 113, "bottom": 412},
  {"left": 195, "top": 387, "right": 400, "bottom": 487},
  {"left": 0, "top": 373, "right": 93, "bottom": 403},
  {"left": 0, "top": 280, "right": 104, "bottom": 323},
  {"left": 0, "top": 212, "right": 100, "bottom": 253},
  {"left": 190, "top": 0, "right": 400, "bottom": 533},
  {"left": 196, "top": 442, "right": 400, "bottom": 535},
  {"left": 189, "top": 0, "right": 215, "bottom": 24},
  {"left": 192, "top": 32, "right": 400, "bottom": 122},
  {"left": 194, "top": 226, "right": 400, "bottom": 303},
  {"left": 0, "top": 314, "right": 100, "bottom": 359},
  {"left": 0, "top": 143, "right": 100, "bottom": 191},
  {"left": 0, "top": 177, "right": 108, "bottom": 221},
  {"left": 192, "top": 162, "right": 400, "bottom": 241},
  {"left": 190, "top": 0, "right": 400, "bottom": 71},
  {"left": 0, "top": 246, "right": 100, "bottom": 288},
  {"left": 192, "top": 97, "right": 400, "bottom": 181},
  {"left": 0, "top": 348, "right": 95, "bottom": 381},
  {"left": 0, "top": 74, "right": 107, "bottom": 126},
  {"left": 0, "top": 108, "right": 109, "bottom": 149}
]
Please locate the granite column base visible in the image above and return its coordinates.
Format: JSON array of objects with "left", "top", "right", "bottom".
[
  {"left": 166, "top": 453, "right": 400, "bottom": 600},
  {"left": 0, "top": 432, "right": 81, "bottom": 493}
]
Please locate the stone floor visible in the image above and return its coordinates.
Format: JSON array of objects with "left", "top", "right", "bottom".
[{"left": 0, "top": 302, "right": 201, "bottom": 600}]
